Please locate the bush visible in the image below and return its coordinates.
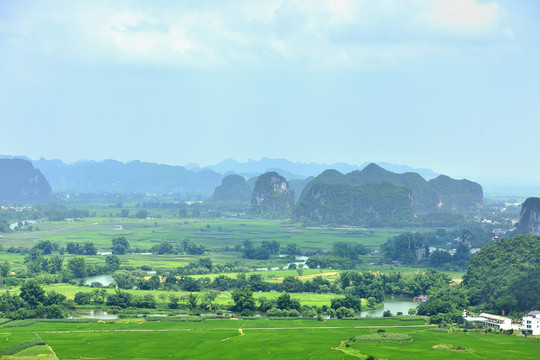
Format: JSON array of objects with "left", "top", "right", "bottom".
[
  {"left": 267, "top": 308, "right": 283, "bottom": 317},
  {"left": 240, "top": 309, "right": 254, "bottom": 317}
]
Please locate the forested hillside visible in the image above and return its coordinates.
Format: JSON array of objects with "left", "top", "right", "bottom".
[
  {"left": 0, "top": 159, "right": 52, "bottom": 202},
  {"left": 294, "top": 181, "right": 414, "bottom": 226},
  {"left": 292, "top": 164, "right": 482, "bottom": 226},
  {"left": 462, "top": 234, "right": 540, "bottom": 312}
]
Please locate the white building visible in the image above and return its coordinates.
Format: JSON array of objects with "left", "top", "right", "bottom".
[
  {"left": 464, "top": 312, "right": 513, "bottom": 330},
  {"left": 478, "top": 313, "right": 513, "bottom": 330},
  {"left": 522, "top": 311, "right": 540, "bottom": 335}
]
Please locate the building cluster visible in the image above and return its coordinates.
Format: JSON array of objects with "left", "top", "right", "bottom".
[{"left": 463, "top": 310, "right": 540, "bottom": 335}]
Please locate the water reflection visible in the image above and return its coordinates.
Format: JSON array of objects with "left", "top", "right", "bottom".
[{"left": 361, "top": 295, "right": 417, "bottom": 317}]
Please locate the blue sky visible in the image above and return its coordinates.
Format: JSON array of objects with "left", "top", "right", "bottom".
[{"left": 1, "top": 0, "right": 539, "bottom": 180}]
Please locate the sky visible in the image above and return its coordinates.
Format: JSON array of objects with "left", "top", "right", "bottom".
[{"left": 1, "top": 0, "right": 539, "bottom": 180}]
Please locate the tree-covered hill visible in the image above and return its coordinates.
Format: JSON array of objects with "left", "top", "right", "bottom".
[
  {"left": 517, "top": 197, "right": 540, "bottom": 235},
  {"left": 206, "top": 174, "right": 254, "bottom": 211},
  {"left": 462, "top": 234, "right": 540, "bottom": 313},
  {"left": 249, "top": 172, "right": 295, "bottom": 218},
  {"left": 346, "top": 163, "right": 432, "bottom": 211},
  {"left": 292, "top": 164, "right": 483, "bottom": 226},
  {"left": 345, "top": 163, "right": 483, "bottom": 213},
  {"left": 428, "top": 175, "right": 483, "bottom": 212},
  {"left": 0, "top": 159, "right": 52, "bottom": 203},
  {"left": 294, "top": 181, "right": 414, "bottom": 226}
]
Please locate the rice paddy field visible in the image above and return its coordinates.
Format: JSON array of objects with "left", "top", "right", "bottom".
[{"left": 0, "top": 318, "right": 537, "bottom": 359}]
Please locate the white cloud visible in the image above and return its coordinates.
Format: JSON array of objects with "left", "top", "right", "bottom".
[{"left": 0, "top": 0, "right": 514, "bottom": 68}]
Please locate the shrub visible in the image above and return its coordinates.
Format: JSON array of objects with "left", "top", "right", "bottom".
[
  {"left": 267, "top": 308, "right": 283, "bottom": 317},
  {"left": 240, "top": 309, "right": 254, "bottom": 317}
]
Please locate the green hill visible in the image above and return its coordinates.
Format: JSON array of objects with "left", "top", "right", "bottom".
[
  {"left": 0, "top": 159, "right": 52, "bottom": 203},
  {"left": 462, "top": 234, "right": 540, "bottom": 312},
  {"left": 249, "top": 172, "right": 295, "bottom": 218},
  {"left": 206, "top": 174, "right": 254, "bottom": 212},
  {"left": 294, "top": 181, "right": 414, "bottom": 226},
  {"left": 428, "top": 175, "right": 483, "bottom": 211},
  {"left": 516, "top": 197, "right": 540, "bottom": 235}
]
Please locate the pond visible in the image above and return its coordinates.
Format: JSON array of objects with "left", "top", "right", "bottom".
[
  {"left": 256, "top": 255, "right": 309, "bottom": 271},
  {"left": 85, "top": 275, "right": 115, "bottom": 286},
  {"left": 360, "top": 295, "right": 418, "bottom": 317},
  {"left": 78, "top": 310, "right": 118, "bottom": 320}
]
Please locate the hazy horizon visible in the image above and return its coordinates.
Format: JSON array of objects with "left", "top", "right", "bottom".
[{"left": 1, "top": 0, "right": 539, "bottom": 180}]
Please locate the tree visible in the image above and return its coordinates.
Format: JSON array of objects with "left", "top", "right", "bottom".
[
  {"left": 276, "top": 293, "right": 300, "bottom": 311},
  {"left": 331, "top": 294, "right": 361, "bottom": 312},
  {"left": 112, "top": 270, "right": 136, "bottom": 289},
  {"left": 74, "top": 292, "right": 92, "bottom": 305},
  {"left": 83, "top": 242, "right": 97, "bottom": 255},
  {"left": 19, "top": 279, "right": 46, "bottom": 308},
  {"left": 261, "top": 240, "right": 280, "bottom": 254},
  {"left": 105, "top": 255, "right": 120, "bottom": 272},
  {"left": 169, "top": 294, "right": 180, "bottom": 309},
  {"left": 33, "top": 240, "right": 55, "bottom": 255},
  {"left": 47, "top": 256, "right": 63, "bottom": 274},
  {"left": 186, "top": 293, "right": 199, "bottom": 311},
  {"left": 112, "top": 237, "right": 130, "bottom": 255},
  {"left": 91, "top": 289, "right": 107, "bottom": 304},
  {"left": 336, "top": 307, "right": 355, "bottom": 318},
  {"left": 67, "top": 257, "right": 87, "bottom": 278},
  {"left": 135, "top": 210, "right": 148, "bottom": 219},
  {"left": 45, "top": 291, "right": 66, "bottom": 306},
  {"left": 121, "top": 209, "right": 130, "bottom": 218},
  {"left": 106, "top": 289, "right": 132, "bottom": 308},
  {"left": 231, "top": 288, "right": 256, "bottom": 312}
]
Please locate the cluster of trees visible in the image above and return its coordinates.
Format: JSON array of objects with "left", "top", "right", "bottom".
[
  {"left": 0, "top": 205, "right": 90, "bottom": 233},
  {"left": 20, "top": 248, "right": 121, "bottom": 282},
  {"left": 230, "top": 289, "right": 360, "bottom": 318},
  {"left": 74, "top": 289, "right": 157, "bottom": 309},
  {"left": 149, "top": 239, "right": 206, "bottom": 255},
  {"left": 0, "top": 280, "right": 67, "bottom": 319},
  {"left": 381, "top": 228, "right": 493, "bottom": 270},
  {"left": 66, "top": 242, "right": 98, "bottom": 255},
  {"left": 241, "top": 239, "right": 280, "bottom": 260},
  {"left": 302, "top": 241, "right": 370, "bottom": 270}
]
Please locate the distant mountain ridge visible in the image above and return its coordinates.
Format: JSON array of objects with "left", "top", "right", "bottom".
[
  {"left": 0, "top": 156, "right": 443, "bottom": 197},
  {"left": 1, "top": 156, "right": 223, "bottom": 194},
  {"left": 201, "top": 157, "right": 439, "bottom": 180}
]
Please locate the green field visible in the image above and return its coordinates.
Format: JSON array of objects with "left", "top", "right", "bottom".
[
  {"left": 0, "top": 318, "right": 537, "bottom": 359},
  {"left": 0, "top": 217, "right": 464, "bottom": 280},
  {"left": 0, "top": 218, "right": 403, "bottom": 253}
]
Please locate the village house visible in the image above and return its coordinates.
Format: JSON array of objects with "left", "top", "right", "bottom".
[
  {"left": 463, "top": 312, "right": 513, "bottom": 330},
  {"left": 521, "top": 311, "right": 540, "bottom": 335}
]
